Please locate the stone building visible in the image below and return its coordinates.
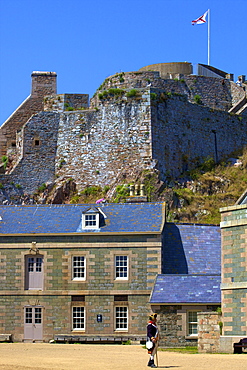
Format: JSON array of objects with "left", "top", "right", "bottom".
[
  {"left": 0, "top": 63, "right": 246, "bottom": 198},
  {"left": 150, "top": 223, "right": 221, "bottom": 347},
  {"left": 0, "top": 203, "right": 221, "bottom": 344},
  {"left": 220, "top": 189, "right": 247, "bottom": 352},
  {"left": 0, "top": 202, "right": 165, "bottom": 343}
]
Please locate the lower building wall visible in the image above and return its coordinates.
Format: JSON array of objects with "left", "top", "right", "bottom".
[
  {"left": 0, "top": 294, "right": 150, "bottom": 342},
  {"left": 219, "top": 336, "right": 245, "bottom": 353},
  {"left": 152, "top": 305, "right": 219, "bottom": 347}
]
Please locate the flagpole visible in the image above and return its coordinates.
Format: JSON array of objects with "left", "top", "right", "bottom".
[{"left": 208, "top": 9, "right": 210, "bottom": 65}]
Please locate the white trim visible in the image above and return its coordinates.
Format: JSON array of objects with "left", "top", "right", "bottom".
[
  {"left": 115, "top": 306, "right": 128, "bottom": 331},
  {"left": 115, "top": 255, "right": 128, "bottom": 280}
]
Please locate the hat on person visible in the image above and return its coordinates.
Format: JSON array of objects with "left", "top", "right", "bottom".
[{"left": 149, "top": 313, "right": 157, "bottom": 320}]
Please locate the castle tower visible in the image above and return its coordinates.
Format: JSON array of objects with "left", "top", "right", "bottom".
[
  {"left": 31, "top": 71, "right": 57, "bottom": 98},
  {"left": 0, "top": 71, "right": 57, "bottom": 157}
]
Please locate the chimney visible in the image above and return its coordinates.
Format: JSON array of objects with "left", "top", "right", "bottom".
[{"left": 31, "top": 71, "right": 57, "bottom": 98}]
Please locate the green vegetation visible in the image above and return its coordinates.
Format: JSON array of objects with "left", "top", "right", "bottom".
[
  {"left": 113, "top": 184, "right": 130, "bottom": 203},
  {"left": 160, "top": 346, "right": 198, "bottom": 354},
  {"left": 15, "top": 184, "right": 22, "bottom": 189},
  {"left": 194, "top": 94, "right": 202, "bottom": 104},
  {"left": 1, "top": 155, "right": 8, "bottom": 170},
  {"left": 0, "top": 183, "right": 4, "bottom": 189},
  {"left": 150, "top": 93, "right": 157, "bottom": 100},
  {"left": 167, "top": 150, "right": 247, "bottom": 224},
  {"left": 59, "top": 159, "right": 66, "bottom": 169},
  {"left": 118, "top": 73, "right": 125, "bottom": 83},
  {"left": 126, "top": 89, "right": 138, "bottom": 98},
  {"left": 81, "top": 186, "right": 102, "bottom": 196},
  {"left": 38, "top": 183, "right": 47, "bottom": 193},
  {"left": 98, "top": 88, "right": 125, "bottom": 99}
]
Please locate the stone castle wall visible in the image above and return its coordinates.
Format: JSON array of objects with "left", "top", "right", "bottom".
[
  {"left": 151, "top": 90, "right": 247, "bottom": 179},
  {"left": 0, "top": 72, "right": 57, "bottom": 157},
  {"left": 0, "top": 69, "right": 247, "bottom": 196}
]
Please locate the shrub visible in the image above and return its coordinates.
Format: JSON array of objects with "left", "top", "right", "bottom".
[
  {"left": 81, "top": 186, "right": 102, "bottom": 196},
  {"left": 126, "top": 89, "right": 137, "bottom": 98},
  {"left": 38, "top": 183, "right": 47, "bottom": 193},
  {"left": 194, "top": 94, "right": 202, "bottom": 104},
  {"left": 150, "top": 93, "right": 157, "bottom": 100},
  {"left": 1, "top": 155, "right": 8, "bottom": 170},
  {"left": 0, "top": 183, "right": 4, "bottom": 189}
]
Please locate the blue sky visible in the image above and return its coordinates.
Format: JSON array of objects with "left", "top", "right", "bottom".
[{"left": 0, "top": 0, "right": 246, "bottom": 124}]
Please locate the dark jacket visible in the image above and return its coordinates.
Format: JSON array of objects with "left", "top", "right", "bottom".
[{"left": 147, "top": 320, "right": 158, "bottom": 340}]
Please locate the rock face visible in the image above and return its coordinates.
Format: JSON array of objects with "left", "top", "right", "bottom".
[{"left": 0, "top": 67, "right": 246, "bottom": 200}]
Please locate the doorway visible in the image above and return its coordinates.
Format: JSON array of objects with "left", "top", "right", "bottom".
[{"left": 24, "top": 306, "right": 43, "bottom": 341}]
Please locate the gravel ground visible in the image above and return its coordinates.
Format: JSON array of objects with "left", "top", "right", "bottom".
[{"left": 0, "top": 343, "right": 247, "bottom": 370}]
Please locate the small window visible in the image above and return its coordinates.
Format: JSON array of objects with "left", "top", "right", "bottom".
[
  {"left": 188, "top": 311, "right": 198, "bottom": 336},
  {"left": 73, "top": 306, "right": 85, "bottom": 330},
  {"left": 11, "top": 142, "right": 16, "bottom": 147},
  {"left": 115, "top": 306, "right": 128, "bottom": 330},
  {"left": 34, "top": 140, "right": 40, "bottom": 146},
  {"left": 72, "top": 256, "right": 86, "bottom": 280},
  {"left": 85, "top": 214, "right": 96, "bottom": 227},
  {"left": 115, "top": 255, "right": 128, "bottom": 280},
  {"left": 82, "top": 208, "right": 100, "bottom": 229}
]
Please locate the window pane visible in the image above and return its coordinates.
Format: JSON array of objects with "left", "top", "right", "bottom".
[
  {"left": 35, "top": 308, "right": 42, "bottom": 324},
  {"left": 73, "top": 307, "right": 85, "bottom": 330},
  {"left": 85, "top": 214, "right": 96, "bottom": 226},
  {"left": 188, "top": 311, "right": 198, "bottom": 335},
  {"left": 115, "top": 256, "right": 128, "bottom": 278},
  {"left": 25, "top": 308, "right": 32, "bottom": 323},
  {"left": 28, "top": 258, "right": 34, "bottom": 272},
  {"left": 36, "top": 258, "right": 42, "bottom": 272},
  {"left": 73, "top": 256, "right": 85, "bottom": 279},
  {"left": 115, "top": 307, "right": 128, "bottom": 330}
]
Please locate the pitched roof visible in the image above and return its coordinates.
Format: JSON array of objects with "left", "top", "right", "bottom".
[
  {"left": 150, "top": 274, "right": 221, "bottom": 304},
  {"left": 0, "top": 202, "right": 165, "bottom": 235},
  {"left": 163, "top": 223, "right": 221, "bottom": 275}
]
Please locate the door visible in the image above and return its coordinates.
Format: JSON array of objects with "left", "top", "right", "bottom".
[
  {"left": 25, "top": 255, "right": 43, "bottom": 290},
  {"left": 24, "top": 307, "right": 43, "bottom": 341}
]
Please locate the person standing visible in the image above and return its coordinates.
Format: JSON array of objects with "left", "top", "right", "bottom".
[{"left": 147, "top": 313, "right": 159, "bottom": 368}]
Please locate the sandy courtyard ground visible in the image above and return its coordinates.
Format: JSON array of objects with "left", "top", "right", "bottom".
[{"left": 0, "top": 343, "right": 247, "bottom": 370}]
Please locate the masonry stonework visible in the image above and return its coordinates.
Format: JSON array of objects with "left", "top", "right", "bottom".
[
  {"left": 0, "top": 66, "right": 246, "bottom": 196},
  {"left": 220, "top": 203, "right": 247, "bottom": 352}
]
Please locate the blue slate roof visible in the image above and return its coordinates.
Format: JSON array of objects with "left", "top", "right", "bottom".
[
  {"left": 163, "top": 223, "right": 221, "bottom": 275},
  {"left": 0, "top": 202, "right": 165, "bottom": 234},
  {"left": 150, "top": 274, "right": 221, "bottom": 304}
]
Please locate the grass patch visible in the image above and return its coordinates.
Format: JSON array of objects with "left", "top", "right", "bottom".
[{"left": 160, "top": 346, "right": 198, "bottom": 354}]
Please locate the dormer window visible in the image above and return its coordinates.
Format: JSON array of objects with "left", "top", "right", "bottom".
[
  {"left": 82, "top": 207, "right": 100, "bottom": 229},
  {"left": 85, "top": 214, "right": 97, "bottom": 227}
]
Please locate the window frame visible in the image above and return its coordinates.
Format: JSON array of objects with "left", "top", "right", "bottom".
[
  {"left": 187, "top": 311, "right": 199, "bottom": 337},
  {"left": 72, "top": 256, "right": 86, "bottom": 281},
  {"left": 115, "top": 306, "right": 128, "bottom": 331},
  {"left": 72, "top": 306, "right": 85, "bottom": 331},
  {"left": 115, "top": 255, "right": 128, "bottom": 280},
  {"left": 82, "top": 209, "right": 100, "bottom": 229}
]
